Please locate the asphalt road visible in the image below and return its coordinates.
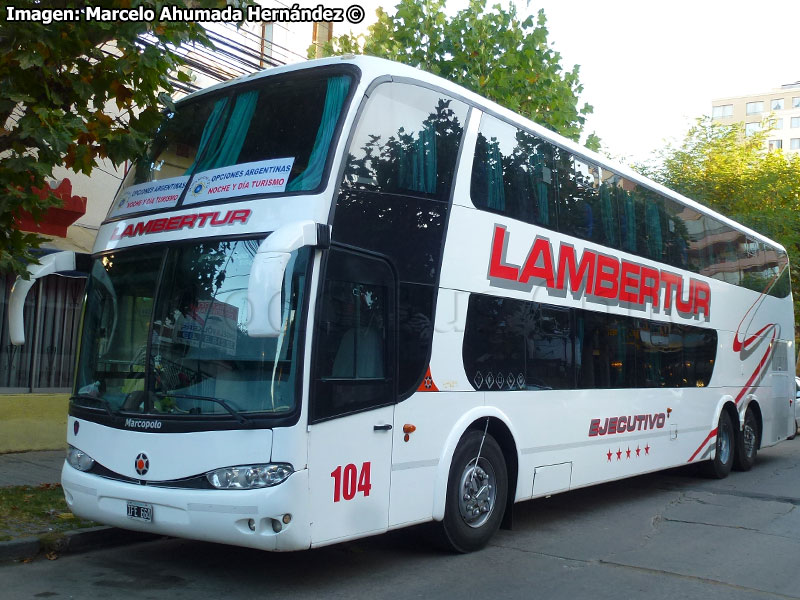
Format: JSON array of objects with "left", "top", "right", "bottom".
[{"left": 3, "top": 438, "right": 800, "bottom": 600}]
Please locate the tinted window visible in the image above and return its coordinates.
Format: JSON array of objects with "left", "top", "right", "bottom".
[
  {"left": 464, "top": 294, "right": 717, "bottom": 391},
  {"left": 312, "top": 248, "right": 396, "bottom": 422},
  {"left": 466, "top": 117, "right": 788, "bottom": 298},
  {"left": 343, "top": 83, "right": 468, "bottom": 201},
  {"left": 471, "top": 115, "right": 557, "bottom": 227}
]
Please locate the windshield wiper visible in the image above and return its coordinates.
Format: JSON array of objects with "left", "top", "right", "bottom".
[
  {"left": 155, "top": 393, "right": 252, "bottom": 426},
  {"left": 70, "top": 394, "right": 121, "bottom": 418}
]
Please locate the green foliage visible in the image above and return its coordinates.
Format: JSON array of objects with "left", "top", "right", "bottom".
[
  {"left": 637, "top": 117, "right": 800, "bottom": 325},
  {"left": 0, "top": 0, "right": 238, "bottom": 278},
  {"left": 312, "top": 0, "right": 596, "bottom": 144}
]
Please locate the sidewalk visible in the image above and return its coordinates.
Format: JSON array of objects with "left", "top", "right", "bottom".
[
  {"left": 0, "top": 450, "right": 65, "bottom": 487},
  {"left": 0, "top": 450, "right": 161, "bottom": 563}
]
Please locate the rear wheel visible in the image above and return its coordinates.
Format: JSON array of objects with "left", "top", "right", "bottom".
[
  {"left": 439, "top": 430, "right": 507, "bottom": 553},
  {"left": 734, "top": 407, "right": 759, "bottom": 471},
  {"left": 703, "top": 410, "right": 734, "bottom": 479}
]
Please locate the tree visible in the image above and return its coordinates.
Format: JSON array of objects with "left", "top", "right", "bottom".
[
  {"left": 0, "top": 0, "right": 238, "bottom": 278},
  {"left": 637, "top": 117, "right": 800, "bottom": 324},
  {"left": 312, "top": 0, "right": 598, "bottom": 149}
]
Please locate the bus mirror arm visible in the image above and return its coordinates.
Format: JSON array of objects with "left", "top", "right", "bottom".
[
  {"left": 9, "top": 251, "right": 76, "bottom": 346},
  {"left": 247, "top": 221, "right": 329, "bottom": 338}
]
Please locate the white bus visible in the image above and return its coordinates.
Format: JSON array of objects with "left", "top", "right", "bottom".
[{"left": 54, "top": 56, "right": 794, "bottom": 553}]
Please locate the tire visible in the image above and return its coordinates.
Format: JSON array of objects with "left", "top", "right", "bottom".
[
  {"left": 703, "top": 410, "right": 734, "bottom": 479},
  {"left": 439, "top": 430, "right": 508, "bottom": 553},
  {"left": 733, "top": 407, "right": 759, "bottom": 471}
]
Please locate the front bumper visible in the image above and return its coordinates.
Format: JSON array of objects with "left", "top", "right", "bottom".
[{"left": 61, "top": 462, "right": 311, "bottom": 551}]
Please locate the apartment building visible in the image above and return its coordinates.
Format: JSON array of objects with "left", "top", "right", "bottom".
[{"left": 711, "top": 81, "right": 800, "bottom": 153}]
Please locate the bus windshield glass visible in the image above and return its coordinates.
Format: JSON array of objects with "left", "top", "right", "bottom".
[
  {"left": 110, "top": 70, "right": 353, "bottom": 218},
  {"left": 73, "top": 240, "right": 310, "bottom": 421}
]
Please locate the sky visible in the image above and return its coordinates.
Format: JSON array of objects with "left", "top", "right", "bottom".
[
  {"left": 509, "top": 0, "right": 800, "bottom": 163},
  {"left": 352, "top": 0, "right": 800, "bottom": 164}
]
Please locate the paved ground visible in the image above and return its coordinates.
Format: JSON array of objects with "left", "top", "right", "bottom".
[
  {"left": 0, "top": 450, "right": 64, "bottom": 487},
  {"left": 2, "top": 439, "right": 799, "bottom": 599}
]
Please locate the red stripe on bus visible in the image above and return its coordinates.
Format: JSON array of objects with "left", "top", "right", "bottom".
[
  {"left": 688, "top": 427, "right": 718, "bottom": 463},
  {"left": 734, "top": 329, "right": 776, "bottom": 405}
]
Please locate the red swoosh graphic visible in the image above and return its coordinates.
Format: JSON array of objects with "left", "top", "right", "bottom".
[
  {"left": 689, "top": 282, "right": 780, "bottom": 463},
  {"left": 688, "top": 427, "right": 718, "bottom": 463}
]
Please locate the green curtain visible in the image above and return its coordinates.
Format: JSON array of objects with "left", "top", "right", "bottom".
[
  {"left": 621, "top": 192, "right": 637, "bottom": 253},
  {"left": 415, "top": 123, "right": 438, "bottom": 194},
  {"left": 397, "top": 122, "right": 438, "bottom": 195},
  {"left": 185, "top": 97, "right": 229, "bottom": 174},
  {"left": 288, "top": 75, "right": 351, "bottom": 191},
  {"left": 599, "top": 184, "right": 616, "bottom": 247},
  {"left": 486, "top": 139, "right": 505, "bottom": 210},
  {"left": 645, "top": 200, "right": 663, "bottom": 260},
  {"left": 194, "top": 90, "right": 259, "bottom": 173},
  {"left": 531, "top": 152, "right": 549, "bottom": 225}
]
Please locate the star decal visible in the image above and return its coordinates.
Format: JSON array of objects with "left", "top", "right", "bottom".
[
  {"left": 626, "top": 447, "right": 631, "bottom": 459},
  {"left": 644, "top": 444, "right": 650, "bottom": 455},
  {"left": 616, "top": 448, "right": 622, "bottom": 460},
  {"left": 607, "top": 449, "right": 612, "bottom": 462},
  {"left": 636, "top": 446, "right": 641, "bottom": 457}
]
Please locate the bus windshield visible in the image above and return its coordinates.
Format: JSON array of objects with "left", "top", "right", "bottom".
[
  {"left": 110, "top": 69, "right": 353, "bottom": 218},
  {"left": 73, "top": 240, "right": 310, "bottom": 422}
]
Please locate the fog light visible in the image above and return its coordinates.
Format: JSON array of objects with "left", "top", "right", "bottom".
[
  {"left": 272, "top": 519, "right": 283, "bottom": 533},
  {"left": 66, "top": 445, "right": 95, "bottom": 472},
  {"left": 247, "top": 519, "right": 256, "bottom": 531},
  {"left": 282, "top": 514, "right": 292, "bottom": 524}
]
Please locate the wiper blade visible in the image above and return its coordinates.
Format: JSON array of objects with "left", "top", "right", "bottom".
[
  {"left": 70, "top": 394, "right": 121, "bottom": 418},
  {"left": 156, "top": 393, "right": 252, "bottom": 426}
]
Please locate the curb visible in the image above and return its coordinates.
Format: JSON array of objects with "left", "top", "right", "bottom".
[{"left": 0, "top": 526, "right": 163, "bottom": 563}]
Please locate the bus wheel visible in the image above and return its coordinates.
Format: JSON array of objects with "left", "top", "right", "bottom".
[
  {"left": 703, "top": 410, "right": 734, "bottom": 479},
  {"left": 734, "top": 407, "right": 759, "bottom": 471},
  {"left": 440, "top": 430, "right": 507, "bottom": 553}
]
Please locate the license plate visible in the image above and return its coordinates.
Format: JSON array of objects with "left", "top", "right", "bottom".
[{"left": 126, "top": 501, "right": 153, "bottom": 523}]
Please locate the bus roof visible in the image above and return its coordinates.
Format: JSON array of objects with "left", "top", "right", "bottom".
[{"left": 179, "top": 55, "right": 786, "bottom": 254}]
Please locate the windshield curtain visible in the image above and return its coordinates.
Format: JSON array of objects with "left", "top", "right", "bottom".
[
  {"left": 109, "top": 71, "right": 353, "bottom": 218},
  {"left": 73, "top": 241, "right": 310, "bottom": 421}
]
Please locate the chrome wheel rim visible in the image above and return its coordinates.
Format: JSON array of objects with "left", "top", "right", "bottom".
[
  {"left": 743, "top": 422, "right": 757, "bottom": 458},
  {"left": 458, "top": 458, "right": 496, "bottom": 528},
  {"left": 718, "top": 423, "right": 731, "bottom": 464}
]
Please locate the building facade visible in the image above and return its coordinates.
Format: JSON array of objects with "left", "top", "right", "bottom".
[{"left": 711, "top": 81, "right": 800, "bottom": 153}]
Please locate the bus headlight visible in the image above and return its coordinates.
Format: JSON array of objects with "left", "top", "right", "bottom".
[
  {"left": 66, "top": 445, "right": 96, "bottom": 472},
  {"left": 206, "top": 464, "right": 293, "bottom": 489}
]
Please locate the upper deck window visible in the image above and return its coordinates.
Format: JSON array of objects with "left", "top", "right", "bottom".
[
  {"left": 341, "top": 82, "right": 468, "bottom": 201},
  {"left": 109, "top": 69, "right": 355, "bottom": 219}
]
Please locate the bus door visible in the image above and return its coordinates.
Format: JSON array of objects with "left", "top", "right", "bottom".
[{"left": 308, "top": 247, "right": 397, "bottom": 544}]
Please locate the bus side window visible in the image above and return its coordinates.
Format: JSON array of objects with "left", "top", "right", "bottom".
[
  {"left": 311, "top": 248, "right": 396, "bottom": 422},
  {"left": 470, "top": 115, "right": 557, "bottom": 229}
]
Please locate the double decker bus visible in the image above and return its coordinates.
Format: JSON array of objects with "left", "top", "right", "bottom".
[{"left": 49, "top": 56, "right": 794, "bottom": 552}]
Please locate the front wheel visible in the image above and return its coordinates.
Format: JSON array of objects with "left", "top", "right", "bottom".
[
  {"left": 703, "top": 410, "right": 734, "bottom": 479},
  {"left": 733, "top": 407, "right": 759, "bottom": 471},
  {"left": 439, "top": 430, "right": 508, "bottom": 553}
]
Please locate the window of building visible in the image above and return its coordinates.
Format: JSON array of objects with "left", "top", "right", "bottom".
[
  {"left": 792, "top": 117, "right": 800, "bottom": 128},
  {"left": 746, "top": 101, "right": 764, "bottom": 115},
  {"left": 791, "top": 139, "right": 800, "bottom": 150},
  {"left": 712, "top": 104, "right": 733, "bottom": 119},
  {"left": 793, "top": 97, "right": 800, "bottom": 108},
  {"left": 745, "top": 122, "right": 761, "bottom": 136},
  {"left": 769, "top": 139, "right": 783, "bottom": 151},
  {"left": 773, "top": 118, "right": 784, "bottom": 130},
  {"left": 771, "top": 98, "right": 785, "bottom": 110}
]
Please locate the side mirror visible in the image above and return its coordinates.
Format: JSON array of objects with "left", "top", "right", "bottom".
[{"left": 247, "top": 221, "right": 329, "bottom": 337}]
